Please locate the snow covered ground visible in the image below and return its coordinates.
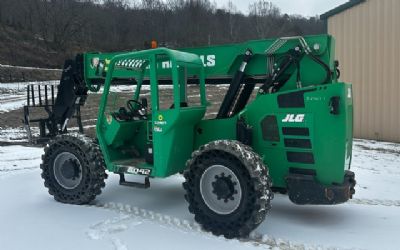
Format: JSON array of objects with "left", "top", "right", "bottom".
[
  {"left": 0, "top": 64, "right": 61, "bottom": 71},
  {"left": 0, "top": 81, "right": 58, "bottom": 113},
  {"left": 0, "top": 139, "right": 399, "bottom": 250},
  {"left": 0, "top": 81, "right": 174, "bottom": 113},
  {"left": 0, "top": 80, "right": 225, "bottom": 118}
]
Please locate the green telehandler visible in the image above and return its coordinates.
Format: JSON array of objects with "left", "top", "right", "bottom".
[{"left": 40, "top": 34, "right": 356, "bottom": 238}]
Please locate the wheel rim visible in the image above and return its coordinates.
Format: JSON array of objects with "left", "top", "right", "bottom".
[
  {"left": 53, "top": 152, "right": 83, "bottom": 190},
  {"left": 199, "top": 164, "right": 242, "bottom": 215}
]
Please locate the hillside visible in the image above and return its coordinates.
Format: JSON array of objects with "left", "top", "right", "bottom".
[
  {"left": 0, "top": 25, "right": 64, "bottom": 68},
  {"left": 0, "top": 0, "right": 323, "bottom": 79}
]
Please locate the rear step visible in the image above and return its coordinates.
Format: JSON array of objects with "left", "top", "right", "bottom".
[{"left": 119, "top": 174, "right": 150, "bottom": 189}]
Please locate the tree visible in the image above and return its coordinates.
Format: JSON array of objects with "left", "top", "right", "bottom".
[
  {"left": 249, "top": 0, "right": 281, "bottom": 38},
  {"left": 0, "top": 0, "right": 325, "bottom": 67}
]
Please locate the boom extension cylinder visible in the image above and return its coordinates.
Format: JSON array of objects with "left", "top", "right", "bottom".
[{"left": 217, "top": 49, "right": 253, "bottom": 119}]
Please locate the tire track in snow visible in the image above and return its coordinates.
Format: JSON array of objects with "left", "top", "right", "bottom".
[
  {"left": 85, "top": 201, "right": 354, "bottom": 250},
  {"left": 349, "top": 198, "right": 400, "bottom": 207},
  {"left": 0, "top": 167, "right": 39, "bottom": 179},
  {"left": 352, "top": 166, "right": 400, "bottom": 175},
  {"left": 0, "top": 166, "right": 37, "bottom": 172},
  {"left": 0, "top": 96, "right": 25, "bottom": 104},
  {"left": 86, "top": 213, "right": 141, "bottom": 250}
]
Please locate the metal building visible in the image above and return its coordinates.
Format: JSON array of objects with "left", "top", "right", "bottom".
[{"left": 321, "top": 0, "right": 400, "bottom": 142}]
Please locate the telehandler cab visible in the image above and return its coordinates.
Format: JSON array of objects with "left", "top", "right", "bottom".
[{"left": 40, "top": 35, "right": 356, "bottom": 238}]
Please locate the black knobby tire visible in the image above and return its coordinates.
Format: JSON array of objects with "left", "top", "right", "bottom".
[
  {"left": 41, "top": 133, "right": 107, "bottom": 204},
  {"left": 183, "top": 140, "right": 273, "bottom": 238}
]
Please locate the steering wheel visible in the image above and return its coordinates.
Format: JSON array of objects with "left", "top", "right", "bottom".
[
  {"left": 127, "top": 99, "right": 144, "bottom": 112},
  {"left": 127, "top": 99, "right": 147, "bottom": 118}
]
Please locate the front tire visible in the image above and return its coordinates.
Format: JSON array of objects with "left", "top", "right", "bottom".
[
  {"left": 183, "top": 140, "right": 273, "bottom": 238},
  {"left": 41, "top": 133, "right": 107, "bottom": 204}
]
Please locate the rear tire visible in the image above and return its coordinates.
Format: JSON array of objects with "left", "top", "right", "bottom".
[
  {"left": 41, "top": 133, "right": 107, "bottom": 204},
  {"left": 183, "top": 140, "right": 273, "bottom": 238}
]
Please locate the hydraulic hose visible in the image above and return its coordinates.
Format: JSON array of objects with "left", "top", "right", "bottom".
[{"left": 307, "top": 53, "right": 332, "bottom": 84}]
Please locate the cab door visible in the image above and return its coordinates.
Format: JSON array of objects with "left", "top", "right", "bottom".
[{"left": 149, "top": 56, "right": 206, "bottom": 177}]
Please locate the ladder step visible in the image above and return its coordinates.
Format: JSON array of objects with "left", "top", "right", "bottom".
[{"left": 119, "top": 174, "right": 150, "bottom": 189}]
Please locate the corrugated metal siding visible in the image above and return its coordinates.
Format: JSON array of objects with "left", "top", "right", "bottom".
[{"left": 327, "top": 0, "right": 400, "bottom": 142}]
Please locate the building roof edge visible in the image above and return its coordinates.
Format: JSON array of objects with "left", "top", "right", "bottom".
[{"left": 320, "top": 0, "right": 366, "bottom": 20}]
